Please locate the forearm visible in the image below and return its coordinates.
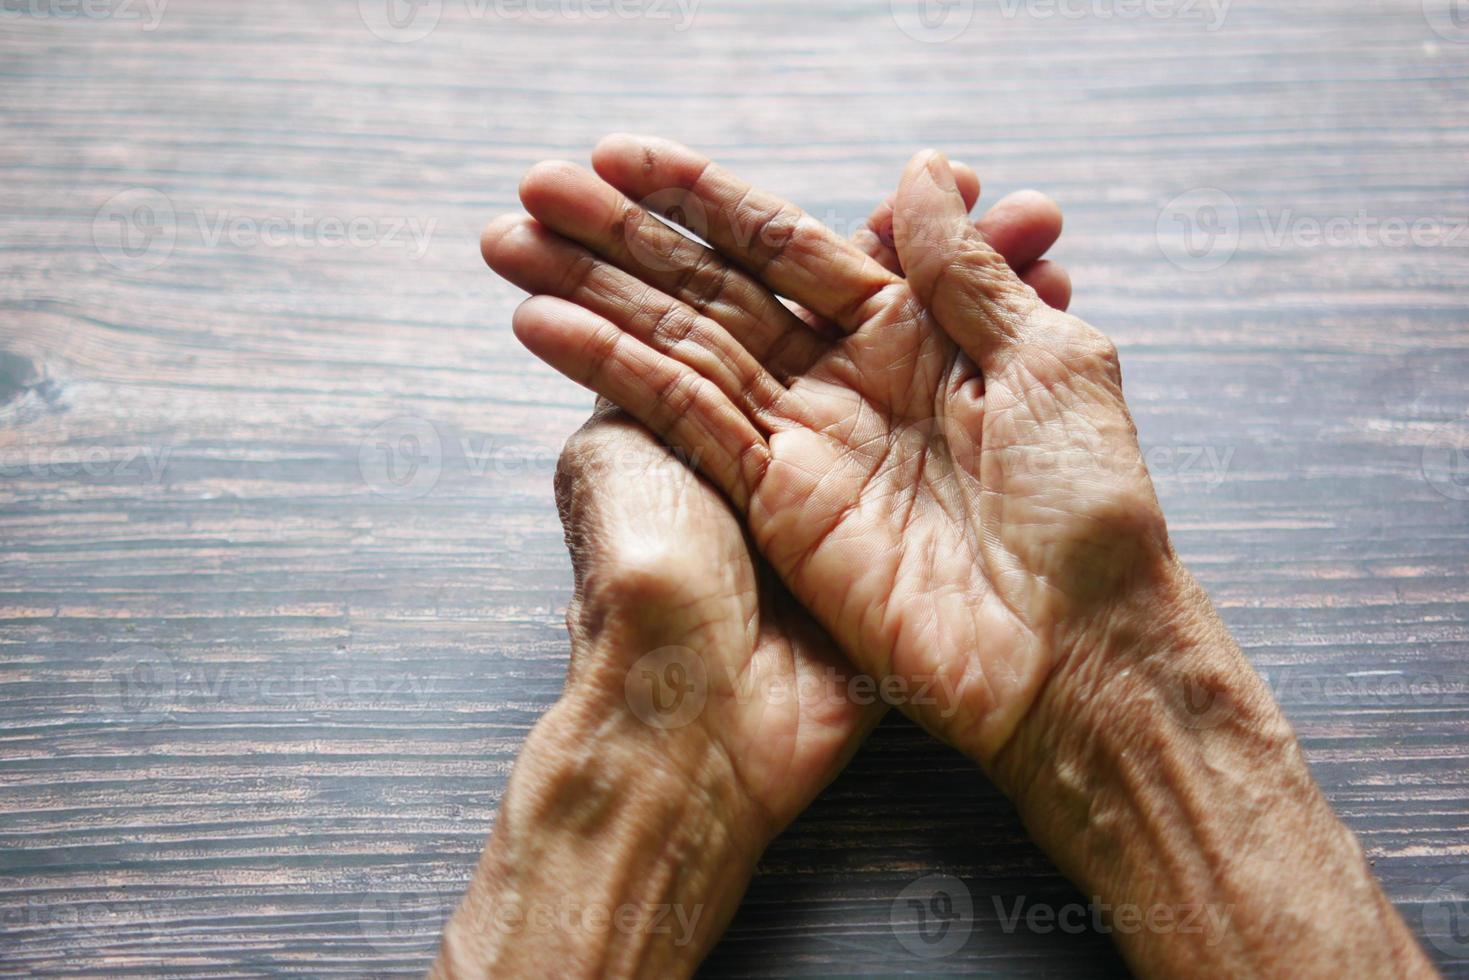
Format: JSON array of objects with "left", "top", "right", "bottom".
[
  {"left": 993, "top": 565, "right": 1435, "bottom": 979},
  {"left": 431, "top": 689, "right": 765, "bottom": 979}
]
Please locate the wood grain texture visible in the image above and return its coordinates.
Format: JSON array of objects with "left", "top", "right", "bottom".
[{"left": 1, "top": 0, "right": 1467, "bottom": 975}]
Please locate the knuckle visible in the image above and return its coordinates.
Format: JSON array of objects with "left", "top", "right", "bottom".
[
  {"left": 953, "top": 237, "right": 1014, "bottom": 282},
  {"left": 928, "top": 237, "right": 1037, "bottom": 340},
  {"left": 667, "top": 240, "right": 710, "bottom": 297},
  {"left": 557, "top": 250, "right": 600, "bottom": 297},
  {"left": 1071, "top": 326, "right": 1121, "bottom": 378},
  {"left": 553, "top": 434, "right": 600, "bottom": 518},
  {"left": 650, "top": 368, "right": 703, "bottom": 424},
  {"left": 647, "top": 302, "right": 694, "bottom": 349},
  {"left": 1038, "top": 313, "right": 1121, "bottom": 380},
  {"left": 682, "top": 250, "right": 736, "bottom": 315},
  {"left": 741, "top": 201, "right": 800, "bottom": 274},
  {"left": 581, "top": 546, "right": 707, "bottom": 622}
]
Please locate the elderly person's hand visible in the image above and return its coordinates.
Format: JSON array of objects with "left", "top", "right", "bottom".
[
  {"left": 477, "top": 135, "right": 1434, "bottom": 979},
  {"left": 434, "top": 176, "right": 1073, "bottom": 979},
  {"left": 492, "top": 136, "right": 1146, "bottom": 764}
]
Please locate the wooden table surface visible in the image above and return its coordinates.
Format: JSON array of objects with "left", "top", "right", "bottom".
[{"left": 3, "top": 0, "right": 1468, "bottom": 975}]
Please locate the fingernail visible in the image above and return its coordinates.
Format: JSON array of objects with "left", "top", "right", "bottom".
[{"left": 925, "top": 150, "right": 957, "bottom": 193}]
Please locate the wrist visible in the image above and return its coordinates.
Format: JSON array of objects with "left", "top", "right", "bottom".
[
  {"left": 433, "top": 680, "right": 767, "bottom": 980},
  {"left": 993, "top": 562, "right": 1286, "bottom": 860},
  {"left": 992, "top": 560, "right": 1262, "bottom": 803},
  {"left": 990, "top": 566, "right": 1432, "bottom": 978}
]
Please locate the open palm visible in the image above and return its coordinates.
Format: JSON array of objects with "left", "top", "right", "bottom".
[{"left": 489, "top": 136, "right": 1149, "bottom": 767}]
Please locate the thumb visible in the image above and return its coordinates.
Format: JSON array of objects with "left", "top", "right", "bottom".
[{"left": 894, "top": 149, "right": 1038, "bottom": 370}]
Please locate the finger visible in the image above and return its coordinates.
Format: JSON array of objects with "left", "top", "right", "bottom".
[
  {"left": 517, "top": 160, "right": 830, "bottom": 379},
  {"left": 852, "top": 162, "right": 981, "bottom": 275},
  {"left": 592, "top": 133, "right": 901, "bottom": 333},
  {"left": 893, "top": 150, "right": 1039, "bottom": 370},
  {"left": 513, "top": 296, "right": 768, "bottom": 510},
  {"left": 975, "top": 191, "right": 1064, "bottom": 272},
  {"left": 1019, "top": 260, "right": 1072, "bottom": 312},
  {"left": 859, "top": 185, "right": 1065, "bottom": 298},
  {"left": 482, "top": 214, "right": 791, "bottom": 428}
]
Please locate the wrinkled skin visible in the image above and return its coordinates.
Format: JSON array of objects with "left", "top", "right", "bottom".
[
  {"left": 535, "top": 169, "right": 1072, "bottom": 828},
  {"left": 488, "top": 136, "right": 1133, "bottom": 777}
]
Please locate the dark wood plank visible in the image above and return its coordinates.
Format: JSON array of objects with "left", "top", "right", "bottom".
[{"left": 1, "top": 0, "right": 1467, "bottom": 975}]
